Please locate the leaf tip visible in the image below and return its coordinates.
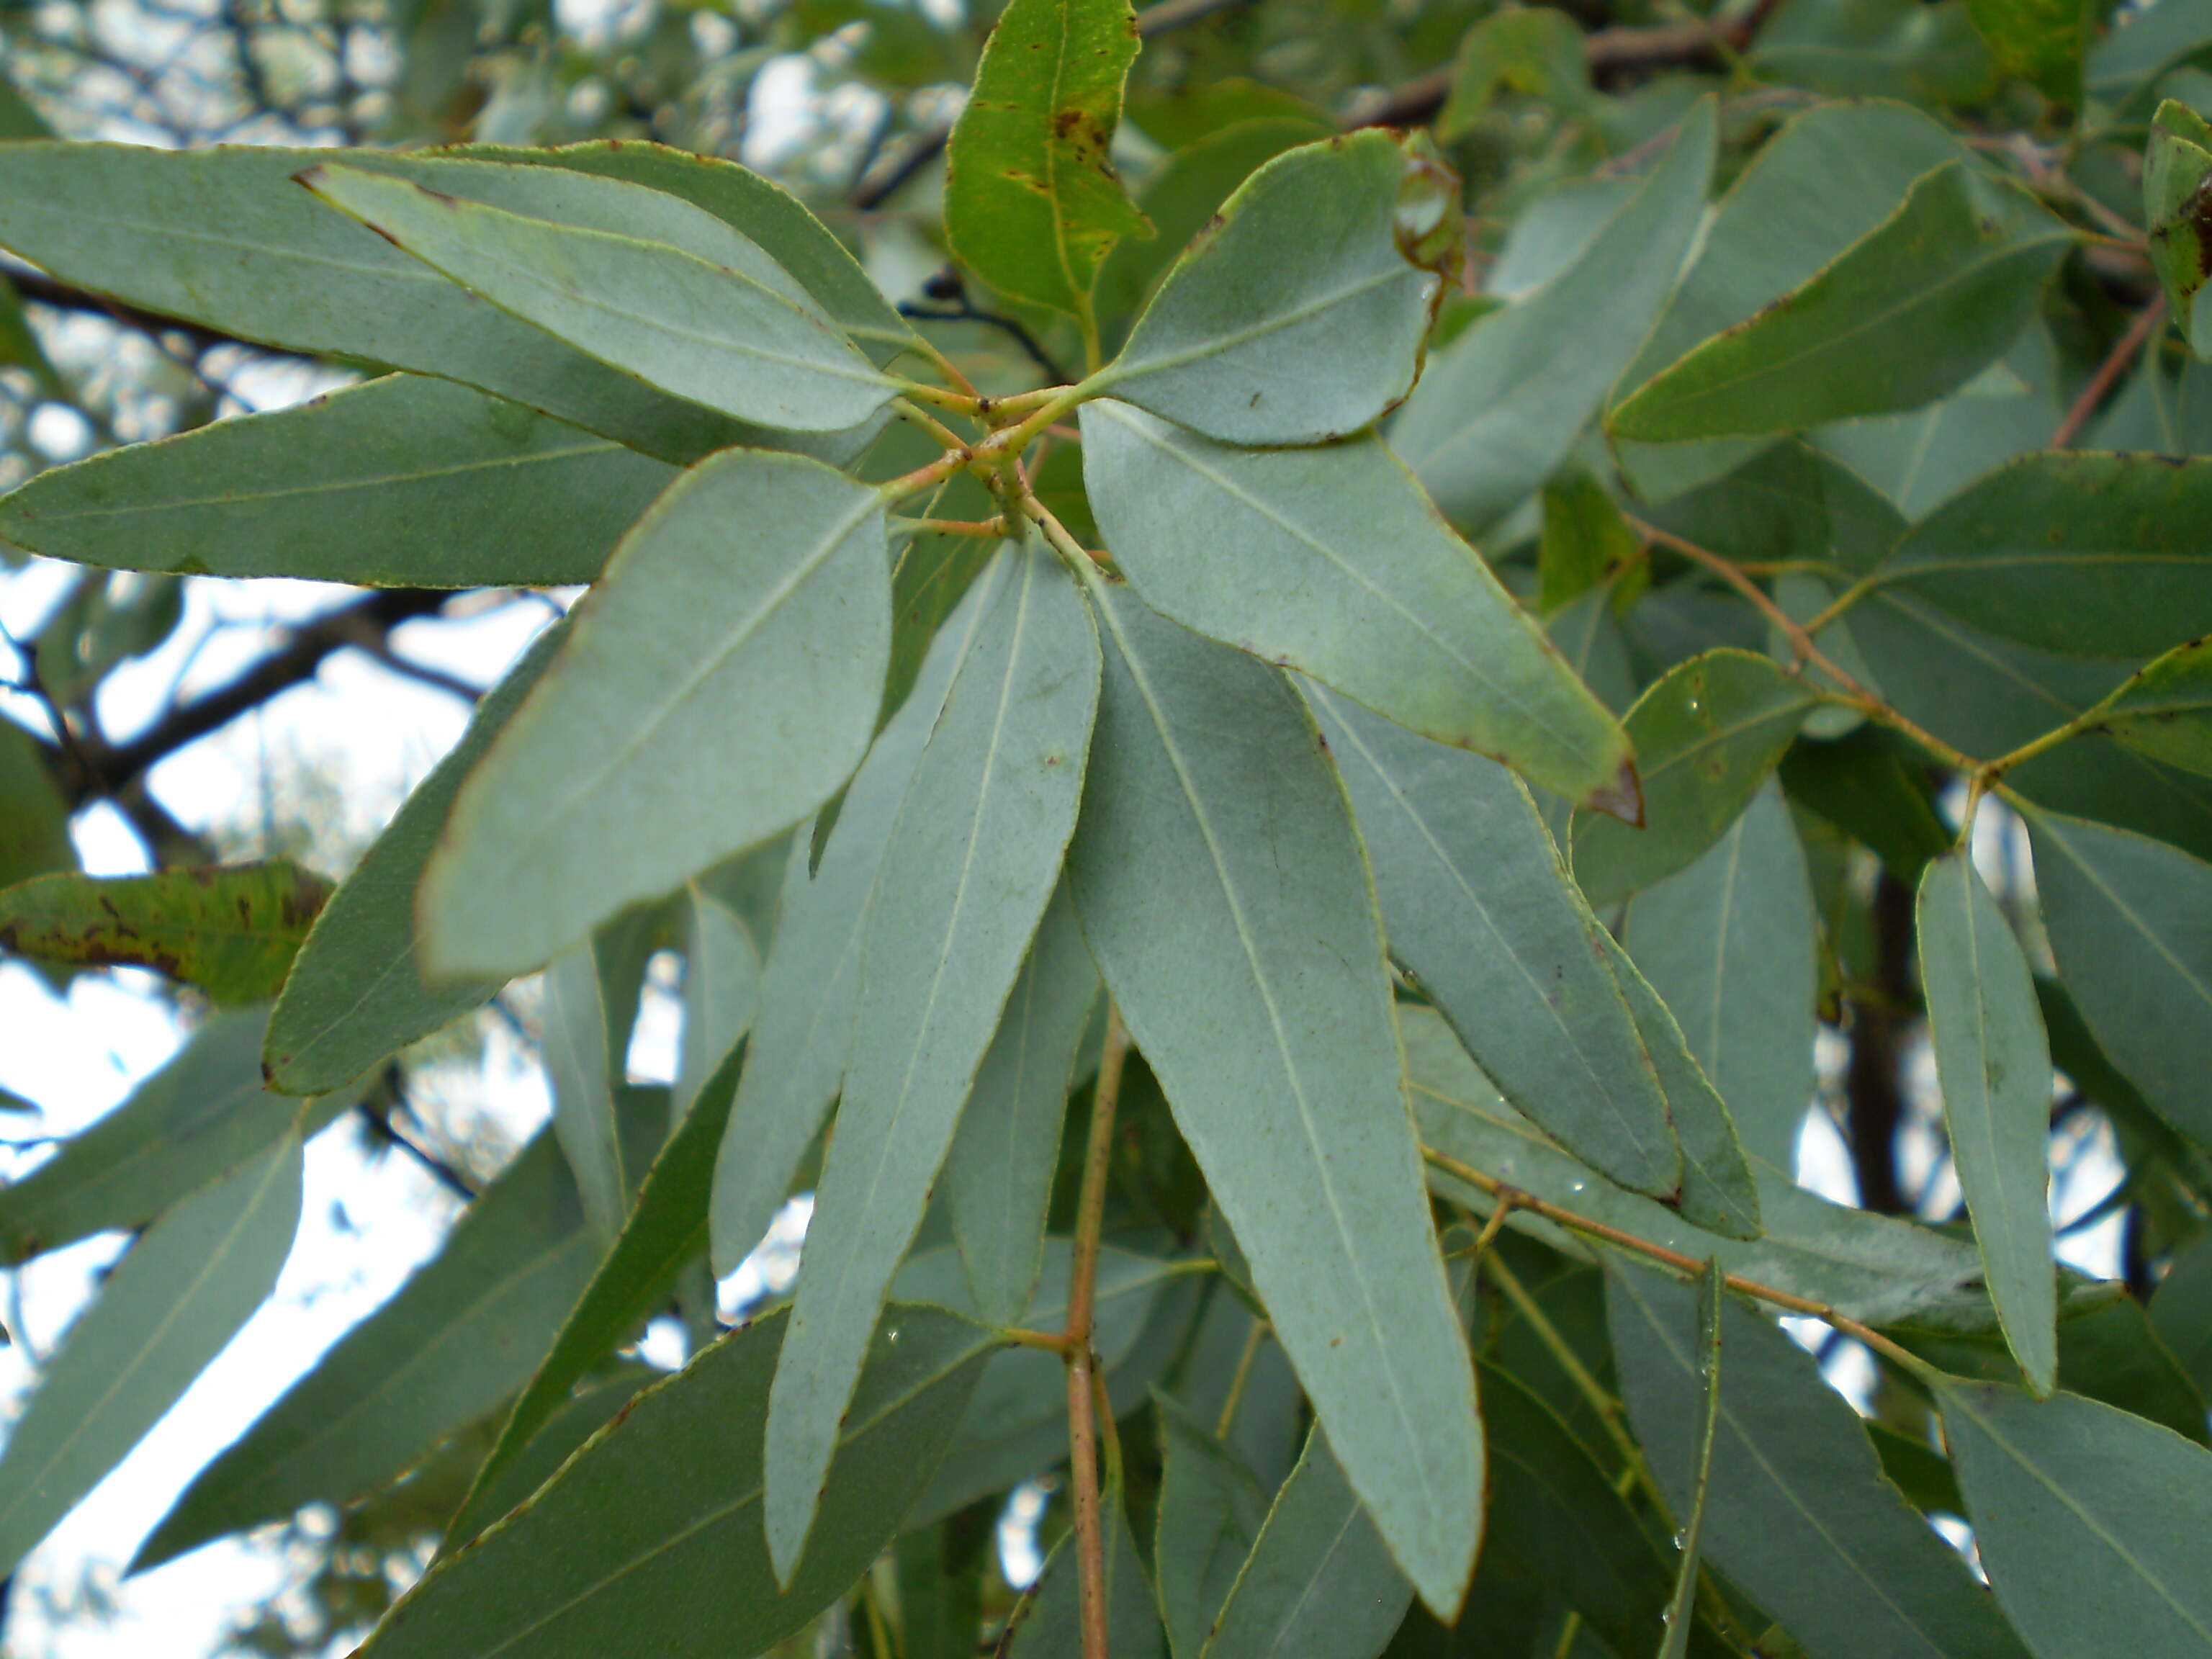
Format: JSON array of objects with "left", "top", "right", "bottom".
[{"left": 1585, "top": 757, "right": 1644, "bottom": 827}]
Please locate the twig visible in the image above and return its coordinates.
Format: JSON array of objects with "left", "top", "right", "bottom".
[
  {"left": 900, "top": 286, "right": 1073, "bottom": 386},
  {"left": 2052, "top": 295, "right": 2167, "bottom": 449},
  {"left": 1214, "top": 1318, "right": 1269, "bottom": 1438}
]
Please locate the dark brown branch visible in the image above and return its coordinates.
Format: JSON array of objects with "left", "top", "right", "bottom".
[{"left": 1845, "top": 869, "right": 1915, "bottom": 1215}]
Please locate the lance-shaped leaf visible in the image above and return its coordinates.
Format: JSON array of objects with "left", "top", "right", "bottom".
[
  {"left": 0, "top": 861, "right": 328, "bottom": 1006},
  {"left": 1623, "top": 782, "right": 1820, "bottom": 1171},
  {"left": 943, "top": 0, "right": 1149, "bottom": 318},
  {"left": 419, "top": 449, "right": 889, "bottom": 979},
  {"left": 1303, "top": 683, "right": 1678, "bottom": 1200},
  {"left": 2148, "top": 101, "right": 2212, "bottom": 359},
  {"left": 2079, "top": 637, "right": 2212, "bottom": 777},
  {"left": 543, "top": 939, "right": 629, "bottom": 1242},
  {"left": 2026, "top": 808, "right": 2212, "bottom": 1146},
  {"left": 943, "top": 881, "right": 1099, "bottom": 1324},
  {"left": 135, "top": 1106, "right": 662, "bottom": 1570},
  {"left": 1610, "top": 162, "right": 2069, "bottom": 442},
  {"left": 1154, "top": 1393, "right": 1271, "bottom": 1659},
  {"left": 0, "top": 1127, "right": 302, "bottom": 1579},
  {"left": 300, "top": 165, "right": 892, "bottom": 436},
  {"left": 1917, "top": 850, "right": 2059, "bottom": 1395},
  {"left": 1939, "top": 1381, "right": 2212, "bottom": 1655},
  {"left": 1571, "top": 650, "right": 1818, "bottom": 906},
  {"left": 0, "top": 375, "right": 675, "bottom": 588},
  {"left": 446, "top": 1060, "right": 741, "bottom": 1547},
  {"left": 1202, "top": 1427, "right": 1413, "bottom": 1659},
  {"left": 0, "top": 1007, "right": 352, "bottom": 1265},
  {"left": 764, "top": 542, "right": 1099, "bottom": 1583},
  {"left": 1599, "top": 934, "right": 1762, "bottom": 1241},
  {"left": 1874, "top": 453, "right": 2212, "bottom": 660},
  {"left": 355, "top": 1305, "right": 1000, "bottom": 1659},
  {"left": 1406, "top": 1008, "right": 1994, "bottom": 1326},
  {"left": 1066, "top": 586, "right": 1483, "bottom": 1616},
  {"left": 1658, "top": 1262, "right": 1725, "bottom": 1659},
  {"left": 1081, "top": 401, "right": 1635, "bottom": 811},
  {"left": 1012, "top": 1493, "right": 1165, "bottom": 1659},
  {"left": 1606, "top": 1261, "right": 2031, "bottom": 1659},
  {"left": 266, "top": 619, "right": 565, "bottom": 1095},
  {"left": 673, "top": 885, "right": 759, "bottom": 1121},
  {"left": 1091, "top": 132, "right": 1451, "bottom": 446},
  {"left": 708, "top": 555, "right": 1010, "bottom": 1275},
  {"left": 1390, "top": 97, "right": 1714, "bottom": 531}
]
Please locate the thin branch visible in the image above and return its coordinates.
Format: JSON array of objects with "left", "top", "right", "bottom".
[
  {"left": 1063, "top": 1005, "right": 1131, "bottom": 1659},
  {"left": 2052, "top": 295, "right": 2167, "bottom": 449},
  {"left": 900, "top": 287, "right": 1073, "bottom": 385}
]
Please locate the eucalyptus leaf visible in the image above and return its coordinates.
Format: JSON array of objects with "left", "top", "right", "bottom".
[
  {"left": 673, "top": 884, "right": 759, "bottom": 1121},
  {"left": 2081, "top": 637, "right": 2212, "bottom": 778},
  {"left": 542, "top": 939, "right": 628, "bottom": 1242},
  {"left": 1155, "top": 1393, "right": 1271, "bottom": 1659},
  {"left": 1011, "top": 1492, "right": 1165, "bottom": 1659},
  {"left": 1658, "top": 1262, "right": 1726, "bottom": 1659}
]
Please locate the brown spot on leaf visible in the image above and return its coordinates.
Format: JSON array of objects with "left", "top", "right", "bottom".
[{"left": 1585, "top": 758, "right": 1644, "bottom": 827}]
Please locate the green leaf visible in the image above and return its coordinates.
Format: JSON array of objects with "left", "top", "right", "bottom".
[
  {"left": 1435, "top": 8, "right": 1591, "bottom": 137},
  {"left": 1154, "top": 1393, "right": 1271, "bottom": 1659},
  {"left": 0, "top": 375, "right": 676, "bottom": 587},
  {"left": 1569, "top": 649, "right": 1819, "bottom": 907},
  {"left": 1623, "top": 782, "right": 1820, "bottom": 1170},
  {"left": 419, "top": 449, "right": 889, "bottom": 979},
  {"left": 1781, "top": 723, "right": 1953, "bottom": 884},
  {"left": 708, "top": 555, "right": 1010, "bottom": 1276},
  {"left": 1392, "top": 99, "right": 1714, "bottom": 531},
  {"left": 2149, "top": 101, "right": 2212, "bottom": 358},
  {"left": 1752, "top": 0, "right": 1995, "bottom": 102},
  {"left": 2026, "top": 808, "right": 2212, "bottom": 1146},
  {"left": 446, "top": 1060, "right": 741, "bottom": 1548},
  {"left": 1658, "top": 1262, "right": 1726, "bottom": 1659},
  {"left": 1066, "top": 585, "right": 1483, "bottom": 1616},
  {"left": 1875, "top": 454, "right": 2212, "bottom": 660},
  {"left": 2080, "top": 637, "right": 2212, "bottom": 778},
  {"left": 1537, "top": 472, "right": 1643, "bottom": 614},
  {"left": 1605, "top": 1260, "right": 2031, "bottom": 1659},
  {"left": 1080, "top": 401, "right": 1635, "bottom": 811},
  {"left": 266, "top": 619, "right": 565, "bottom": 1095},
  {"left": 0, "top": 1126, "right": 303, "bottom": 1579},
  {"left": 1405, "top": 1007, "right": 1996, "bottom": 1326},
  {"left": 1012, "top": 1491, "right": 1165, "bottom": 1659},
  {"left": 764, "top": 540, "right": 1099, "bottom": 1583},
  {"left": 942, "top": 0, "right": 1149, "bottom": 319},
  {"left": 135, "top": 1107, "right": 659, "bottom": 1570},
  {"left": 1938, "top": 1381, "right": 2212, "bottom": 1655},
  {"left": 1202, "top": 1426, "right": 1413, "bottom": 1659},
  {"left": 2152, "top": 1235, "right": 2212, "bottom": 1401},
  {"left": 0, "top": 1007, "right": 355, "bottom": 1267},
  {"left": 1599, "top": 934, "right": 1763, "bottom": 1241},
  {"left": 543, "top": 938, "right": 630, "bottom": 1242},
  {"left": 299, "top": 163, "right": 892, "bottom": 436},
  {"left": 1093, "top": 132, "right": 1452, "bottom": 446},
  {"left": 1609, "top": 162, "right": 2069, "bottom": 443},
  {"left": 0, "top": 861, "right": 328, "bottom": 1004},
  {"left": 0, "top": 719, "right": 74, "bottom": 893},
  {"left": 356, "top": 1304, "right": 1001, "bottom": 1659},
  {"left": 673, "top": 885, "right": 759, "bottom": 1121},
  {"left": 943, "top": 880, "right": 1099, "bottom": 1325},
  {"left": 1303, "top": 683, "right": 1678, "bottom": 1200},
  {"left": 1916, "top": 850, "right": 2059, "bottom": 1395}
]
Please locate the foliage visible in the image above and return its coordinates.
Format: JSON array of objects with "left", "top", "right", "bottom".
[{"left": 6, "top": 0, "right": 2212, "bottom": 1651}]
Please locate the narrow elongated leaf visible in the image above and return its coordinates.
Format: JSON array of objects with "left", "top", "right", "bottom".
[
  {"left": 1012, "top": 1493, "right": 1166, "bottom": 1659},
  {"left": 266, "top": 619, "right": 565, "bottom": 1095},
  {"left": 1092, "top": 132, "right": 1450, "bottom": 446},
  {"left": 1940, "top": 1382, "right": 2212, "bottom": 1655},
  {"left": 1570, "top": 650, "right": 1819, "bottom": 905},
  {"left": 0, "top": 1008, "right": 352, "bottom": 1265},
  {"left": 419, "top": 449, "right": 889, "bottom": 978},
  {"left": 1391, "top": 98, "right": 1714, "bottom": 530},
  {"left": 1658, "top": 1262, "right": 1726, "bottom": 1659},
  {"left": 356, "top": 1305, "right": 999, "bottom": 1659},
  {"left": 1623, "top": 782, "right": 1820, "bottom": 1170},
  {"left": 300, "top": 165, "right": 892, "bottom": 434},
  {"left": 136, "top": 1107, "right": 660, "bottom": 1570},
  {"left": 943, "top": 881, "right": 1099, "bottom": 1323},
  {"left": 1156, "top": 1393, "right": 1271, "bottom": 1659},
  {"left": 943, "top": 0, "right": 1149, "bottom": 317},
  {"left": 0, "top": 719, "right": 73, "bottom": 892},
  {"left": 0, "top": 862, "right": 328, "bottom": 1005},
  {"left": 1876, "top": 454, "right": 2212, "bottom": 660},
  {"left": 1081, "top": 401, "right": 1635, "bottom": 810},
  {"left": 1305, "top": 683, "right": 1678, "bottom": 1200},
  {"left": 446, "top": 1060, "right": 741, "bottom": 1547},
  {"left": 2026, "top": 809, "right": 2212, "bottom": 1146},
  {"left": 708, "top": 556, "right": 1010, "bottom": 1275},
  {"left": 0, "top": 375, "right": 675, "bottom": 587},
  {"left": 1606, "top": 1261, "right": 2030, "bottom": 1659},
  {"left": 1066, "top": 585, "right": 1483, "bottom": 1615},
  {"left": 1917, "top": 850, "right": 2058, "bottom": 1394},
  {"left": 765, "top": 541, "right": 1099, "bottom": 1582},
  {"left": 1610, "top": 163, "right": 2069, "bottom": 442},
  {"left": 0, "top": 1128, "right": 303, "bottom": 1579},
  {"left": 542, "top": 940, "right": 628, "bottom": 1242},
  {"left": 1406, "top": 1008, "right": 1994, "bottom": 1326},
  {"left": 1201, "top": 1427, "right": 1413, "bottom": 1659},
  {"left": 2082, "top": 637, "right": 2212, "bottom": 777},
  {"left": 1599, "top": 935, "right": 1762, "bottom": 1240},
  {"left": 673, "top": 885, "right": 759, "bottom": 1120},
  {"left": 2151, "top": 1234, "right": 2212, "bottom": 1400}
]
